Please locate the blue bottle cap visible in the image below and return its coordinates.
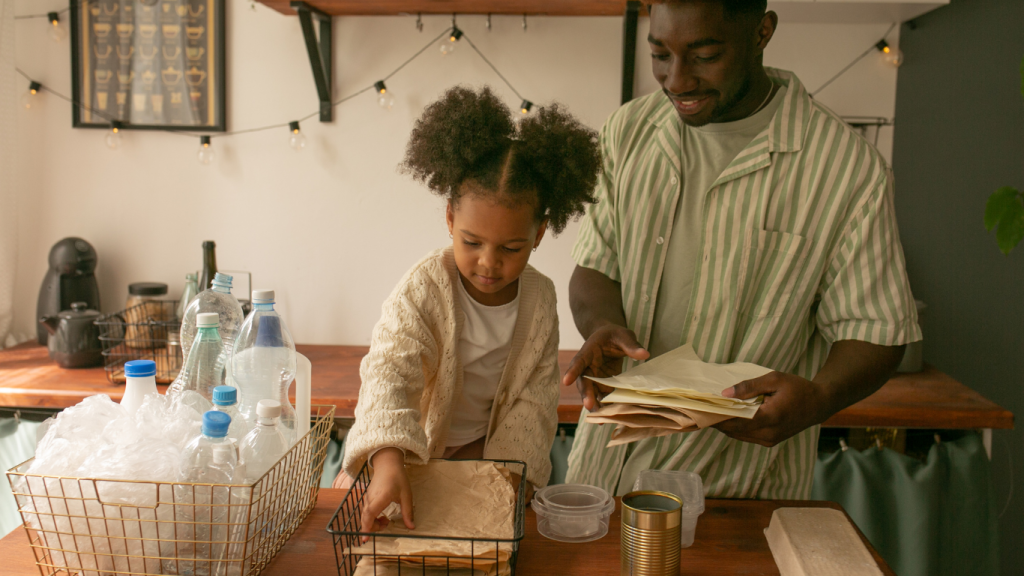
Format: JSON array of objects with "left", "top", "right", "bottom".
[
  {"left": 202, "top": 411, "right": 231, "bottom": 438},
  {"left": 212, "top": 386, "right": 237, "bottom": 406},
  {"left": 124, "top": 360, "right": 157, "bottom": 378}
]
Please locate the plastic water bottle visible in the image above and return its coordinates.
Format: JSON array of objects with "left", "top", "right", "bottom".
[
  {"left": 212, "top": 385, "right": 249, "bottom": 447},
  {"left": 177, "top": 411, "right": 239, "bottom": 576},
  {"left": 120, "top": 360, "right": 158, "bottom": 416},
  {"left": 231, "top": 290, "right": 296, "bottom": 442},
  {"left": 238, "top": 399, "right": 290, "bottom": 484},
  {"left": 180, "top": 272, "right": 244, "bottom": 367},
  {"left": 169, "top": 312, "right": 228, "bottom": 415}
]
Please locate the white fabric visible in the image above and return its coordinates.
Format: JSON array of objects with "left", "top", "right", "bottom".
[
  {"left": 446, "top": 277, "right": 520, "bottom": 447},
  {"left": 0, "top": 0, "right": 17, "bottom": 348}
]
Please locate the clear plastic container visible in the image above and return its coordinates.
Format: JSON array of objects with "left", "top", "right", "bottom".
[
  {"left": 532, "top": 483, "right": 615, "bottom": 543},
  {"left": 238, "top": 399, "right": 289, "bottom": 484},
  {"left": 180, "top": 272, "right": 244, "bottom": 368},
  {"left": 231, "top": 289, "right": 296, "bottom": 442},
  {"left": 168, "top": 312, "right": 228, "bottom": 414},
  {"left": 633, "top": 469, "right": 705, "bottom": 547},
  {"left": 211, "top": 385, "right": 249, "bottom": 447}
]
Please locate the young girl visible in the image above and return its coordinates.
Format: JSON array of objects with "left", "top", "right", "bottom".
[{"left": 337, "top": 86, "right": 601, "bottom": 534}]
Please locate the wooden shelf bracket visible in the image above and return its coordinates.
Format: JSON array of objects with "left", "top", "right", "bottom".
[{"left": 291, "top": 1, "right": 333, "bottom": 122}]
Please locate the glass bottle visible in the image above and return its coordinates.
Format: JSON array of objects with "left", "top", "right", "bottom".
[{"left": 198, "top": 240, "right": 217, "bottom": 291}]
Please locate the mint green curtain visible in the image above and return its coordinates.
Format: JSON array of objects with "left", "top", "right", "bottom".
[
  {"left": 812, "top": 432, "right": 999, "bottom": 576},
  {"left": 0, "top": 417, "right": 42, "bottom": 537}
]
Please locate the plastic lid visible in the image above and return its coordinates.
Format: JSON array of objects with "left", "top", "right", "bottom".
[
  {"left": 256, "top": 399, "right": 282, "bottom": 418},
  {"left": 212, "top": 272, "right": 233, "bottom": 286},
  {"left": 124, "top": 359, "right": 156, "bottom": 378},
  {"left": 533, "top": 484, "right": 616, "bottom": 518},
  {"left": 251, "top": 289, "right": 275, "bottom": 304},
  {"left": 128, "top": 282, "right": 168, "bottom": 296},
  {"left": 202, "top": 411, "right": 231, "bottom": 438},
  {"left": 196, "top": 312, "right": 219, "bottom": 327},
  {"left": 212, "top": 386, "right": 237, "bottom": 405}
]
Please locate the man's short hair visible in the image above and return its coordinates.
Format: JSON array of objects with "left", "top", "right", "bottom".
[{"left": 646, "top": 0, "right": 768, "bottom": 21}]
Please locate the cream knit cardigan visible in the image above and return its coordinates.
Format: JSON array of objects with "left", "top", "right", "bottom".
[{"left": 343, "top": 247, "right": 561, "bottom": 488}]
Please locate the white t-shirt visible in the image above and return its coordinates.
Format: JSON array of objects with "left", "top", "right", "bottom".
[{"left": 446, "top": 277, "right": 520, "bottom": 447}]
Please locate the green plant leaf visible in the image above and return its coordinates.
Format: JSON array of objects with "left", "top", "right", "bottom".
[
  {"left": 995, "top": 197, "right": 1024, "bottom": 255},
  {"left": 984, "top": 186, "right": 1020, "bottom": 231}
]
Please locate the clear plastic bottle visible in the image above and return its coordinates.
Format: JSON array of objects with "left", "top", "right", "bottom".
[
  {"left": 238, "top": 399, "right": 290, "bottom": 484},
  {"left": 176, "top": 411, "right": 239, "bottom": 576},
  {"left": 176, "top": 272, "right": 200, "bottom": 323},
  {"left": 120, "top": 359, "right": 158, "bottom": 416},
  {"left": 180, "top": 272, "right": 244, "bottom": 368},
  {"left": 212, "top": 385, "right": 249, "bottom": 447},
  {"left": 169, "top": 312, "right": 228, "bottom": 415},
  {"left": 231, "top": 290, "right": 296, "bottom": 442}
]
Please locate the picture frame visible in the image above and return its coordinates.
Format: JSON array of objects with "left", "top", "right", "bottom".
[{"left": 70, "top": 0, "right": 226, "bottom": 132}]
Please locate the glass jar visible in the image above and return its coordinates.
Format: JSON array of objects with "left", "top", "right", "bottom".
[{"left": 125, "top": 282, "right": 169, "bottom": 349}]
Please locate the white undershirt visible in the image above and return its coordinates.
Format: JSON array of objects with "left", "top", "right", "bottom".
[{"left": 446, "top": 277, "right": 520, "bottom": 447}]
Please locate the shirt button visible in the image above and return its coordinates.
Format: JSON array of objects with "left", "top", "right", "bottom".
[
  {"left": 670, "top": 176, "right": 678, "bottom": 185},
  {"left": 656, "top": 237, "right": 664, "bottom": 245},
  {"left": 642, "top": 295, "right": 650, "bottom": 302}
]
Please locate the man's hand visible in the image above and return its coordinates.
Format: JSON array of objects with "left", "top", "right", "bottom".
[
  {"left": 359, "top": 448, "right": 414, "bottom": 541},
  {"left": 714, "top": 372, "right": 833, "bottom": 447},
  {"left": 562, "top": 323, "right": 650, "bottom": 411}
]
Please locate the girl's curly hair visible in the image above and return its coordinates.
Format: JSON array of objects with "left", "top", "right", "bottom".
[{"left": 400, "top": 86, "right": 601, "bottom": 235}]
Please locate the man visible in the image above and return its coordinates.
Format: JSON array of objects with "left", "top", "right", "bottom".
[{"left": 563, "top": 0, "right": 920, "bottom": 499}]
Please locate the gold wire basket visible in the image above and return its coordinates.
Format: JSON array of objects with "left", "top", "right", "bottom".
[{"left": 6, "top": 404, "right": 336, "bottom": 576}]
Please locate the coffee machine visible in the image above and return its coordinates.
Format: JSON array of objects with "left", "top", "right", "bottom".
[{"left": 37, "top": 238, "right": 101, "bottom": 345}]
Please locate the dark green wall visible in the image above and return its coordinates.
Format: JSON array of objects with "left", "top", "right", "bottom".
[{"left": 893, "top": 0, "right": 1024, "bottom": 572}]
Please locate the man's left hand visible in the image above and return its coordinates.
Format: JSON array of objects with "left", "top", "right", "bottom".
[{"left": 713, "top": 371, "right": 834, "bottom": 447}]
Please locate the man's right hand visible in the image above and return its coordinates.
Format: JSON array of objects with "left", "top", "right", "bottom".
[
  {"left": 562, "top": 323, "right": 650, "bottom": 411},
  {"left": 359, "top": 447, "right": 415, "bottom": 541}
]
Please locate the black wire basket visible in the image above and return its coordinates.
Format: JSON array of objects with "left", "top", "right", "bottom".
[
  {"left": 94, "top": 300, "right": 183, "bottom": 385},
  {"left": 327, "top": 459, "right": 528, "bottom": 576}
]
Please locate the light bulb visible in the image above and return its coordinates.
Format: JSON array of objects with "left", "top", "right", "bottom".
[
  {"left": 288, "top": 121, "right": 306, "bottom": 150},
  {"left": 198, "top": 136, "right": 215, "bottom": 164},
  {"left": 520, "top": 99, "right": 533, "bottom": 115},
  {"left": 48, "top": 12, "right": 67, "bottom": 42},
  {"left": 21, "top": 82, "right": 41, "bottom": 109},
  {"left": 374, "top": 80, "right": 395, "bottom": 110},
  {"left": 105, "top": 122, "right": 123, "bottom": 150},
  {"left": 883, "top": 48, "right": 904, "bottom": 67},
  {"left": 440, "top": 27, "right": 463, "bottom": 56}
]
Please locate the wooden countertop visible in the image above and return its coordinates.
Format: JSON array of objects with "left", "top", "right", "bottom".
[
  {"left": 0, "top": 343, "right": 1013, "bottom": 429},
  {"left": 0, "top": 487, "right": 894, "bottom": 576}
]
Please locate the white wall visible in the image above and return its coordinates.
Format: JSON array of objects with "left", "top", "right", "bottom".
[{"left": 10, "top": 0, "right": 901, "bottom": 349}]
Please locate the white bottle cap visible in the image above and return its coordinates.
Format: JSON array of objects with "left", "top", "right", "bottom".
[
  {"left": 256, "top": 399, "right": 282, "bottom": 418},
  {"left": 251, "top": 289, "right": 275, "bottom": 304},
  {"left": 196, "top": 312, "right": 219, "bottom": 327}
]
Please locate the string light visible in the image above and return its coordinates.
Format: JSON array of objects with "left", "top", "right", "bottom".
[
  {"left": 105, "top": 121, "right": 123, "bottom": 150},
  {"left": 288, "top": 121, "right": 306, "bottom": 150},
  {"left": 21, "top": 81, "right": 42, "bottom": 109},
  {"left": 520, "top": 100, "right": 533, "bottom": 114},
  {"left": 47, "top": 12, "right": 67, "bottom": 42},
  {"left": 875, "top": 40, "right": 904, "bottom": 68},
  {"left": 374, "top": 80, "right": 395, "bottom": 110},
  {"left": 441, "top": 26, "right": 463, "bottom": 56},
  {"left": 198, "top": 135, "right": 215, "bottom": 164}
]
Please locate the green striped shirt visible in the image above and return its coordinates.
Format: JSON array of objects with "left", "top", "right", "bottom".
[{"left": 566, "top": 69, "right": 921, "bottom": 499}]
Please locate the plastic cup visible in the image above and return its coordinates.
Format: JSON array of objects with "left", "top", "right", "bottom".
[
  {"left": 632, "top": 470, "right": 705, "bottom": 548},
  {"left": 532, "top": 484, "right": 616, "bottom": 543}
]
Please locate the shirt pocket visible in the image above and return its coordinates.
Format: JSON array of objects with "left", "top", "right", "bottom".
[{"left": 735, "top": 228, "right": 810, "bottom": 319}]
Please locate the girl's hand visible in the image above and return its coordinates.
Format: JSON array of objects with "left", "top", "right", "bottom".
[{"left": 359, "top": 448, "right": 415, "bottom": 541}]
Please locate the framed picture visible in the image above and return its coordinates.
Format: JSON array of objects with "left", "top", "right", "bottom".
[{"left": 70, "top": 0, "right": 226, "bottom": 131}]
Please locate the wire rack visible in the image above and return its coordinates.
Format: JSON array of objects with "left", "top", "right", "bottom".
[
  {"left": 7, "top": 404, "right": 336, "bottom": 576},
  {"left": 327, "top": 459, "right": 527, "bottom": 576},
  {"left": 95, "top": 301, "right": 184, "bottom": 385}
]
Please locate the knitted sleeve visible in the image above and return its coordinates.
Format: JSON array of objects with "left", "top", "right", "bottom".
[
  {"left": 485, "top": 279, "right": 561, "bottom": 488},
  {"left": 342, "top": 265, "right": 442, "bottom": 477}
]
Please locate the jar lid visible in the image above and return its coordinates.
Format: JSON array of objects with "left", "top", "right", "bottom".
[{"left": 128, "top": 282, "right": 168, "bottom": 296}]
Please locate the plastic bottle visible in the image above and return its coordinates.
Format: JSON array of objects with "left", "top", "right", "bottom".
[
  {"left": 169, "top": 312, "right": 228, "bottom": 415},
  {"left": 238, "top": 399, "right": 290, "bottom": 484},
  {"left": 176, "top": 272, "right": 200, "bottom": 323},
  {"left": 180, "top": 272, "right": 244, "bottom": 368},
  {"left": 176, "top": 411, "right": 239, "bottom": 576},
  {"left": 231, "top": 290, "right": 296, "bottom": 442},
  {"left": 120, "top": 360, "right": 158, "bottom": 416},
  {"left": 212, "top": 385, "right": 249, "bottom": 447}
]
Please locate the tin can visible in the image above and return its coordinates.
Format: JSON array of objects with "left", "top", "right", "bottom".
[{"left": 621, "top": 491, "right": 682, "bottom": 576}]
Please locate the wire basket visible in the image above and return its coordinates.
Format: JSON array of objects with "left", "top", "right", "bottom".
[
  {"left": 328, "top": 459, "right": 527, "bottom": 576},
  {"left": 95, "top": 301, "right": 183, "bottom": 385},
  {"left": 7, "top": 404, "right": 336, "bottom": 576}
]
